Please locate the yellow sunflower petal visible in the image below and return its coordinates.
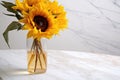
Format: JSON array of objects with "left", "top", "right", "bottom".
[
  {"left": 27, "top": 30, "right": 33, "bottom": 38},
  {"left": 22, "top": 23, "right": 33, "bottom": 30},
  {"left": 12, "top": 0, "right": 30, "bottom": 11},
  {"left": 18, "top": 0, "right": 67, "bottom": 39}
]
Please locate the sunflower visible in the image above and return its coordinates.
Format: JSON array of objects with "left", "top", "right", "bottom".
[
  {"left": 48, "top": 1, "right": 68, "bottom": 29},
  {"left": 12, "top": 0, "right": 48, "bottom": 12},
  {"left": 2, "top": 0, "right": 68, "bottom": 73},
  {"left": 25, "top": 0, "right": 47, "bottom": 6},
  {"left": 14, "top": 0, "right": 67, "bottom": 39},
  {"left": 12, "top": 0, "right": 29, "bottom": 12}
]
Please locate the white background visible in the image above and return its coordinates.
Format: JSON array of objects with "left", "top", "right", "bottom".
[{"left": 0, "top": 0, "right": 120, "bottom": 55}]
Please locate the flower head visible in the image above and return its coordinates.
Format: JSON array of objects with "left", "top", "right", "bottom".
[
  {"left": 9, "top": 0, "right": 67, "bottom": 40},
  {"left": 13, "top": 0, "right": 68, "bottom": 39}
]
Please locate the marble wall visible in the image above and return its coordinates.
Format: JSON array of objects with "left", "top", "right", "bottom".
[{"left": 0, "top": 0, "right": 120, "bottom": 55}]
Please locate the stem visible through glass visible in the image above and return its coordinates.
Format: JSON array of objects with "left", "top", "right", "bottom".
[{"left": 28, "top": 38, "right": 46, "bottom": 73}]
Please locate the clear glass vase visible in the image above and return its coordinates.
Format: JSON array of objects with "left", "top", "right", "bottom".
[{"left": 27, "top": 38, "right": 47, "bottom": 74}]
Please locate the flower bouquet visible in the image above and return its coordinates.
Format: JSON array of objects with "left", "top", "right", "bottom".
[{"left": 1, "top": 0, "right": 67, "bottom": 73}]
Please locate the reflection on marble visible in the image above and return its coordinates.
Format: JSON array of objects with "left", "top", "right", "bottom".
[
  {"left": 47, "top": 0, "right": 120, "bottom": 55},
  {"left": 0, "top": 50, "right": 120, "bottom": 80}
]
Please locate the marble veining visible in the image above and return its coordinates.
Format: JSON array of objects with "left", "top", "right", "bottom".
[
  {"left": 0, "top": 50, "right": 120, "bottom": 80},
  {"left": 55, "top": 0, "right": 120, "bottom": 55}
]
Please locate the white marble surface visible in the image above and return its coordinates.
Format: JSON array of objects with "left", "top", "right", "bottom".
[
  {"left": 0, "top": 0, "right": 120, "bottom": 56},
  {"left": 0, "top": 50, "right": 120, "bottom": 80}
]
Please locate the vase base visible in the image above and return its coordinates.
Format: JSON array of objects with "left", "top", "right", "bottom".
[
  {"left": 27, "top": 51, "right": 47, "bottom": 74},
  {"left": 28, "top": 69, "right": 46, "bottom": 74}
]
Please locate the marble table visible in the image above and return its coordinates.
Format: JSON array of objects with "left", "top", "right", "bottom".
[{"left": 0, "top": 50, "right": 120, "bottom": 80}]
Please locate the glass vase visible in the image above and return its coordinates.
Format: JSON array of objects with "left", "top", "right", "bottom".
[{"left": 27, "top": 38, "right": 47, "bottom": 74}]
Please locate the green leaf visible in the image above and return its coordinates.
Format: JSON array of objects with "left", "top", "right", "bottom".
[
  {"left": 17, "top": 24, "right": 23, "bottom": 30},
  {"left": 3, "top": 32, "right": 10, "bottom": 47},
  {"left": 16, "top": 13, "right": 23, "bottom": 20},
  {"left": 3, "top": 13, "right": 22, "bottom": 20},
  {"left": 3, "top": 13, "right": 15, "bottom": 17},
  {"left": 1, "top": 1, "right": 16, "bottom": 13},
  {"left": 3, "top": 21, "right": 23, "bottom": 48},
  {"left": 1, "top": 1, "right": 23, "bottom": 20}
]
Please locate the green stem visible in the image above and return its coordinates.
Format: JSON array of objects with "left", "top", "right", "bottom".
[
  {"left": 31, "top": 39, "right": 35, "bottom": 51},
  {"left": 30, "top": 38, "right": 46, "bottom": 72}
]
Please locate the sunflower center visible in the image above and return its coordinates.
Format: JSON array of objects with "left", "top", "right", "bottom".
[{"left": 33, "top": 16, "right": 48, "bottom": 32}]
